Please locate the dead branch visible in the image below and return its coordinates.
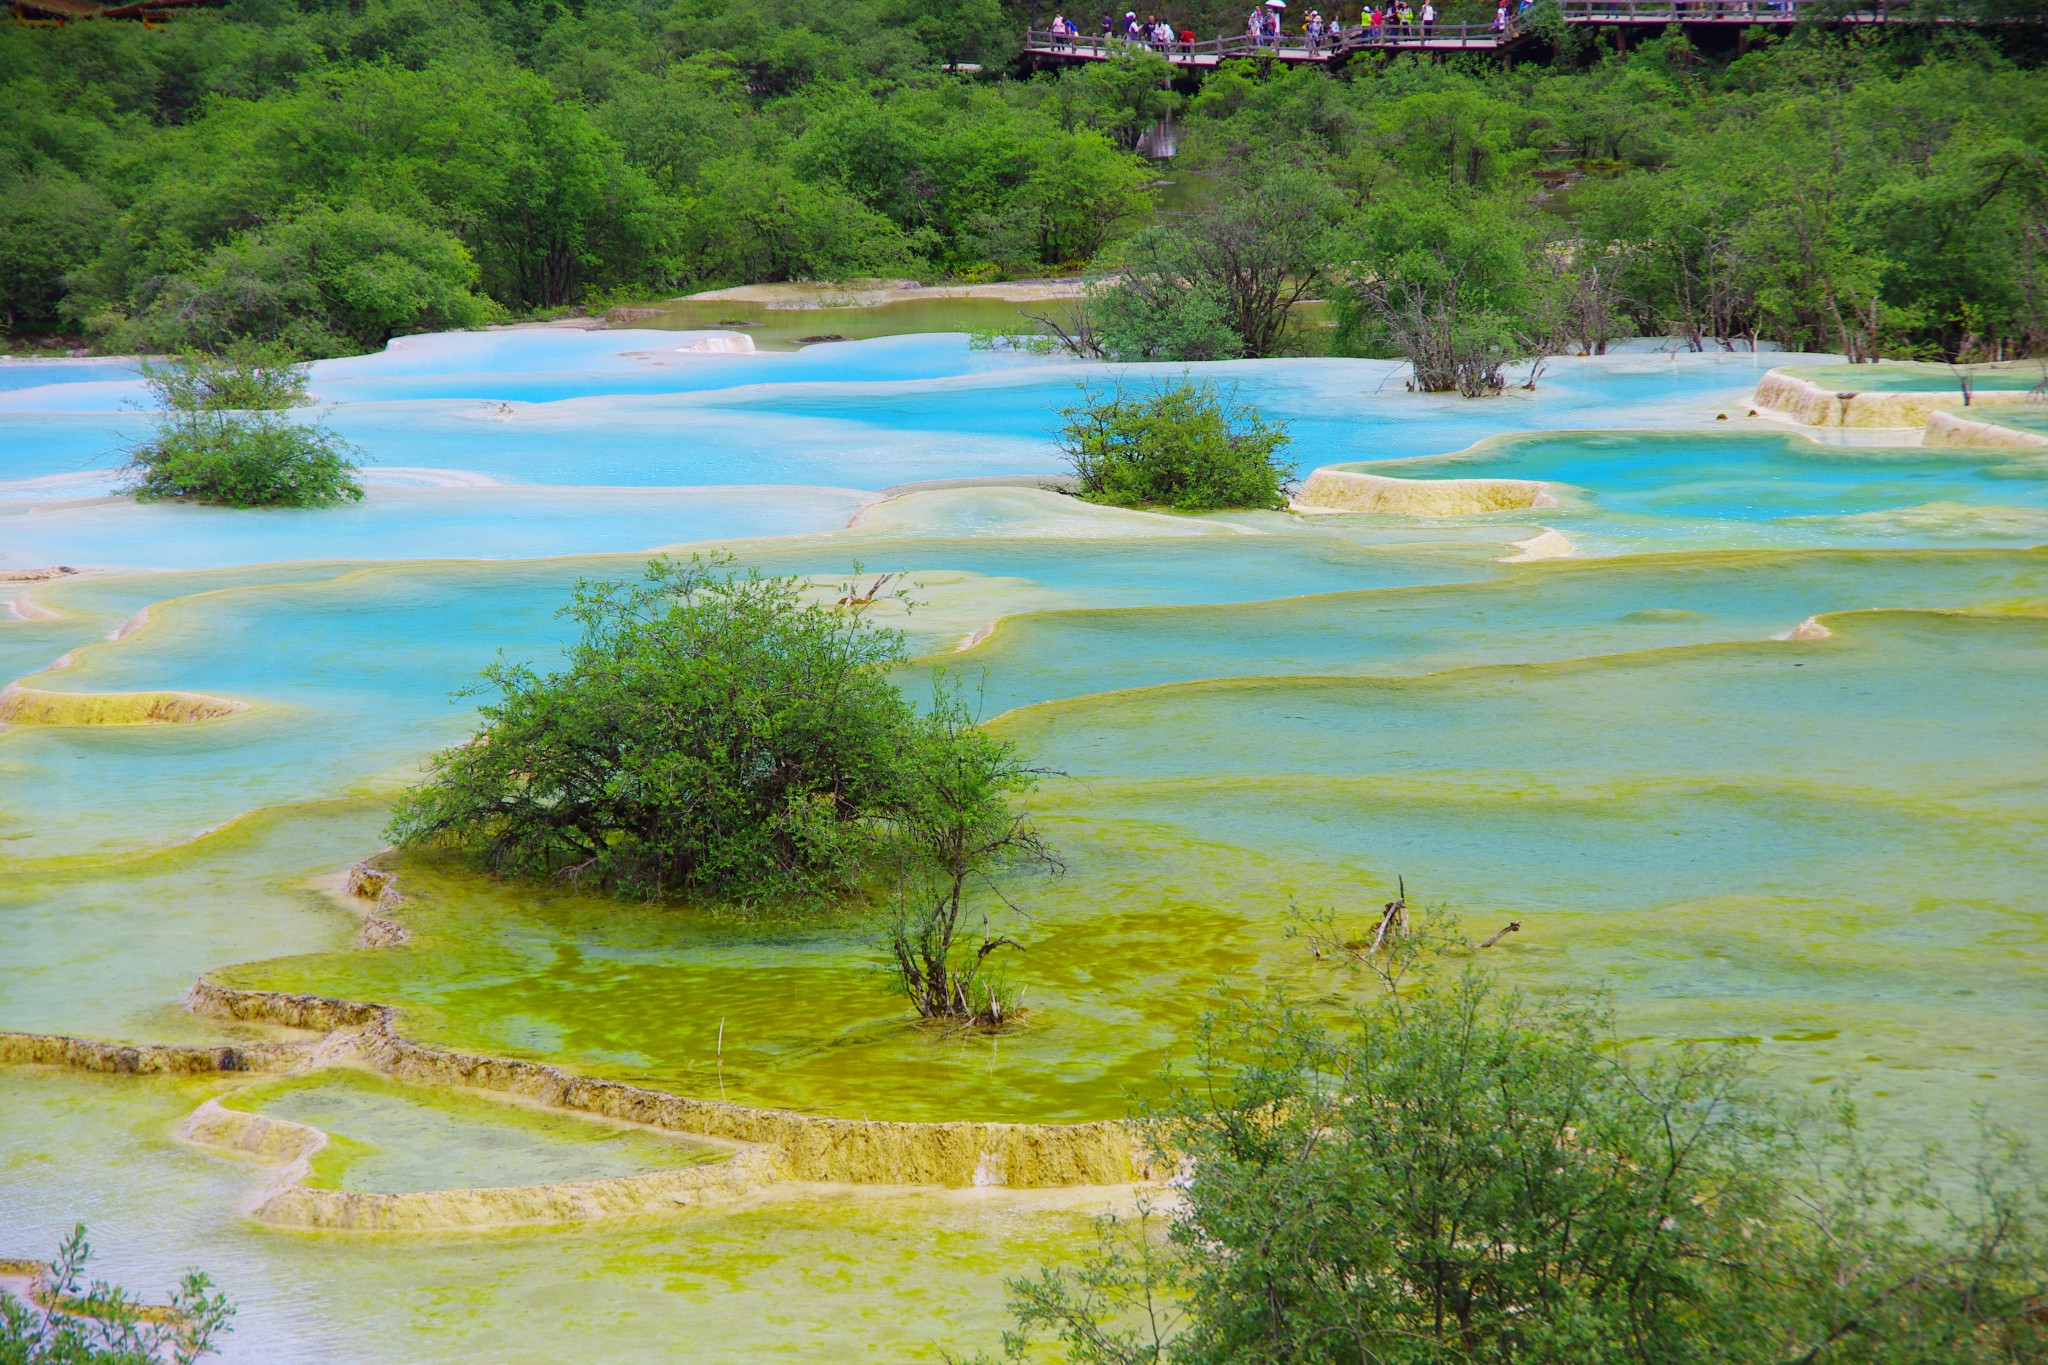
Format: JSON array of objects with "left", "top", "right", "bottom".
[
  {"left": 838, "top": 573, "right": 898, "bottom": 606},
  {"left": 1478, "top": 921, "right": 1523, "bottom": 949},
  {"left": 1365, "top": 876, "right": 1409, "bottom": 955}
]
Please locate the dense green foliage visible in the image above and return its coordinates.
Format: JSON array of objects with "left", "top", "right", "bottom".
[
  {"left": 990, "top": 971, "right": 2048, "bottom": 1364},
  {"left": 120, "top": 345, "right": 364, "bottom": 507},
  {"left": 1038, "top": 31, "right": 2048, "bottom": 371},
  {"left": 388, "top": 557, "right": 1036, "bottom": 911},
  {"left": 0, "top": 1225, "right": 232, "bottom": 1365},
  {"left": 1059, "top": 380, "right": 1293, "bottom": 510},
  {"left": 112, "top": 202, "right": 504, "bottom": 357},
  {"left": 0, "top": 0, "right": 1162, "bottom": 353},
  {"left": 1145, "top": 33, "right": 2048, "bottom": 367},
  {"left": 2, "top": 1, "right": 2040, "bottom": 364}
]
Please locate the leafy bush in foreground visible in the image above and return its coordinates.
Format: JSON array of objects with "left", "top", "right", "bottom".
[
  {"left": 119, "top": 346, "right": 364, "bottom": 509},
  {"left": 388, "top": 556, "right": 1043, "bottom": 917},
  {"left": 987, "top": 970, "right": 2048, "bottom": 1365},
  {"left": 0, "top": 1224, "right": 232, "bottom": 1364},
  {"left": 1058, "top": 380, "right": 1294, "bottom": 512}
]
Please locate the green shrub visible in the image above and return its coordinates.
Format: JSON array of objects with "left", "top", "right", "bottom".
[
  {"left": 101, "top": 201, "right": 503, "bottom": 359},
  {"left": 387, "top": 556, "right": 1035, "bottom": 911},
  {"left": 118, "top": 346, "right": 364, "bottom": 509},
  {"left": 0, "top": 1224, "right": 233, "bottom": 1364},
  {"left": 122, "top": 418, "right": 366, "bottom": 509},
  {"left": 1058, "top": 379, "right": 1293, "bottom": 512},
  {"left": 989, "top": 968, "right": 2048, "bottom": 1365},
  {"left": 1090, "top": 269, "right": 1243, "bottom": 363}
]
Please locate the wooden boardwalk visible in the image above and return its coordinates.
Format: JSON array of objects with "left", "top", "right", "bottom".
[{"left": 1025, "top": 0, "right": 1955, "bottom": 66}]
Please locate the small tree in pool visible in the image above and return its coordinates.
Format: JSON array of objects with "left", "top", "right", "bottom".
[
  {"left": 388, "top": 556, "right": 1060, "bottom": 937},
  {"left": 391, "top": 556, "right": 928, "bottom": 905},
  {"left": 1058, "top": 379, "right": 1293, "bottom": 512},
  {"left": 885, "top": 688, "right": 1058, "bottom": 1026},
  {"left": 120, "top": 342, "right": 364, "bottom": 509}
]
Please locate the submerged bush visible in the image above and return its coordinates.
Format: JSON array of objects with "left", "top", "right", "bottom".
[
  {"left": 1058, "top": 380, "right": 1293, "bottom": 512},
  {"left": 989, "top": 968, "right": 2048, "bottom": 1365},
  {"left": 388, "top": 556, "right": 1044, "bottom": 913},
  {"left": 119, "top": 345, "right": 364, "bottom": 508}
]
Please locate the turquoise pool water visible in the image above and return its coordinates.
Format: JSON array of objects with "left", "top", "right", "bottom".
[
  {"left": 0, "top": 335, "right": 1769, "bottom": 509},
  {"left": 1776, "top": 360, "right": 2045, "bottom": 393},
  {"left": 1336, "top": 430, "right": 2048, "bottom": 548},
  {"left": 1, "top": 336, "right": 2043, "bottom": 1363}
]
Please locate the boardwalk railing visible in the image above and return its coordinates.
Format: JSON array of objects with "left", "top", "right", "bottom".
[
  {"left": 1025, "top": 31, "right": 1249, "bottom": 61},
  {"left": 1023, "top": 0, "right": 1926, "bottom": 63},
  {"left": 1549, "top": 0, "right": 1898, "bottom": 20},
  {"left": 1024, "top": 25, "right": 1506, "bottom": 61}
]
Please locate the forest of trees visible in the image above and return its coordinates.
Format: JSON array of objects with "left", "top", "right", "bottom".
[
  {"left": 1129, "top": 31, "right": 2048, "bottom": 371},
  {"left": 1, "top": 0, "right": 2043, "bottom": 363}
]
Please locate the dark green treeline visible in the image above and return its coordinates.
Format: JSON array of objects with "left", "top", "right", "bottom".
[{"left": 1, "top": 0, "right": 2041, "bottom": 361}]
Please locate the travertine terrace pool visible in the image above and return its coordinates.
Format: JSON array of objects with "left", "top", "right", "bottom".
[{"left": 3, "top": 328, "right": 2043, "bottom": 1361}]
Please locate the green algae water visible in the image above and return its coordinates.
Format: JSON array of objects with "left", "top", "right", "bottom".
[
  {"left": 618, "top": 294, "right": 1050, "bottom": 349},
  {"left": 3, "top": 341, "right": 2045, "bottom": 1361},
  {"left": 0, "top": 1068, "right": 1099, "bottom": 1363},
  {"left": 223, "top": 1070, "right": 725, "bottom": 1193}
]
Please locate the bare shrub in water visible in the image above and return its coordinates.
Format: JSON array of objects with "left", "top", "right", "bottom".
[
  {"left": 977, "top": 967, "right": 2048, "bottom": 1365},
  {"left": 884, "top": 688, "right": 1058, "bottom": 1025}
]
